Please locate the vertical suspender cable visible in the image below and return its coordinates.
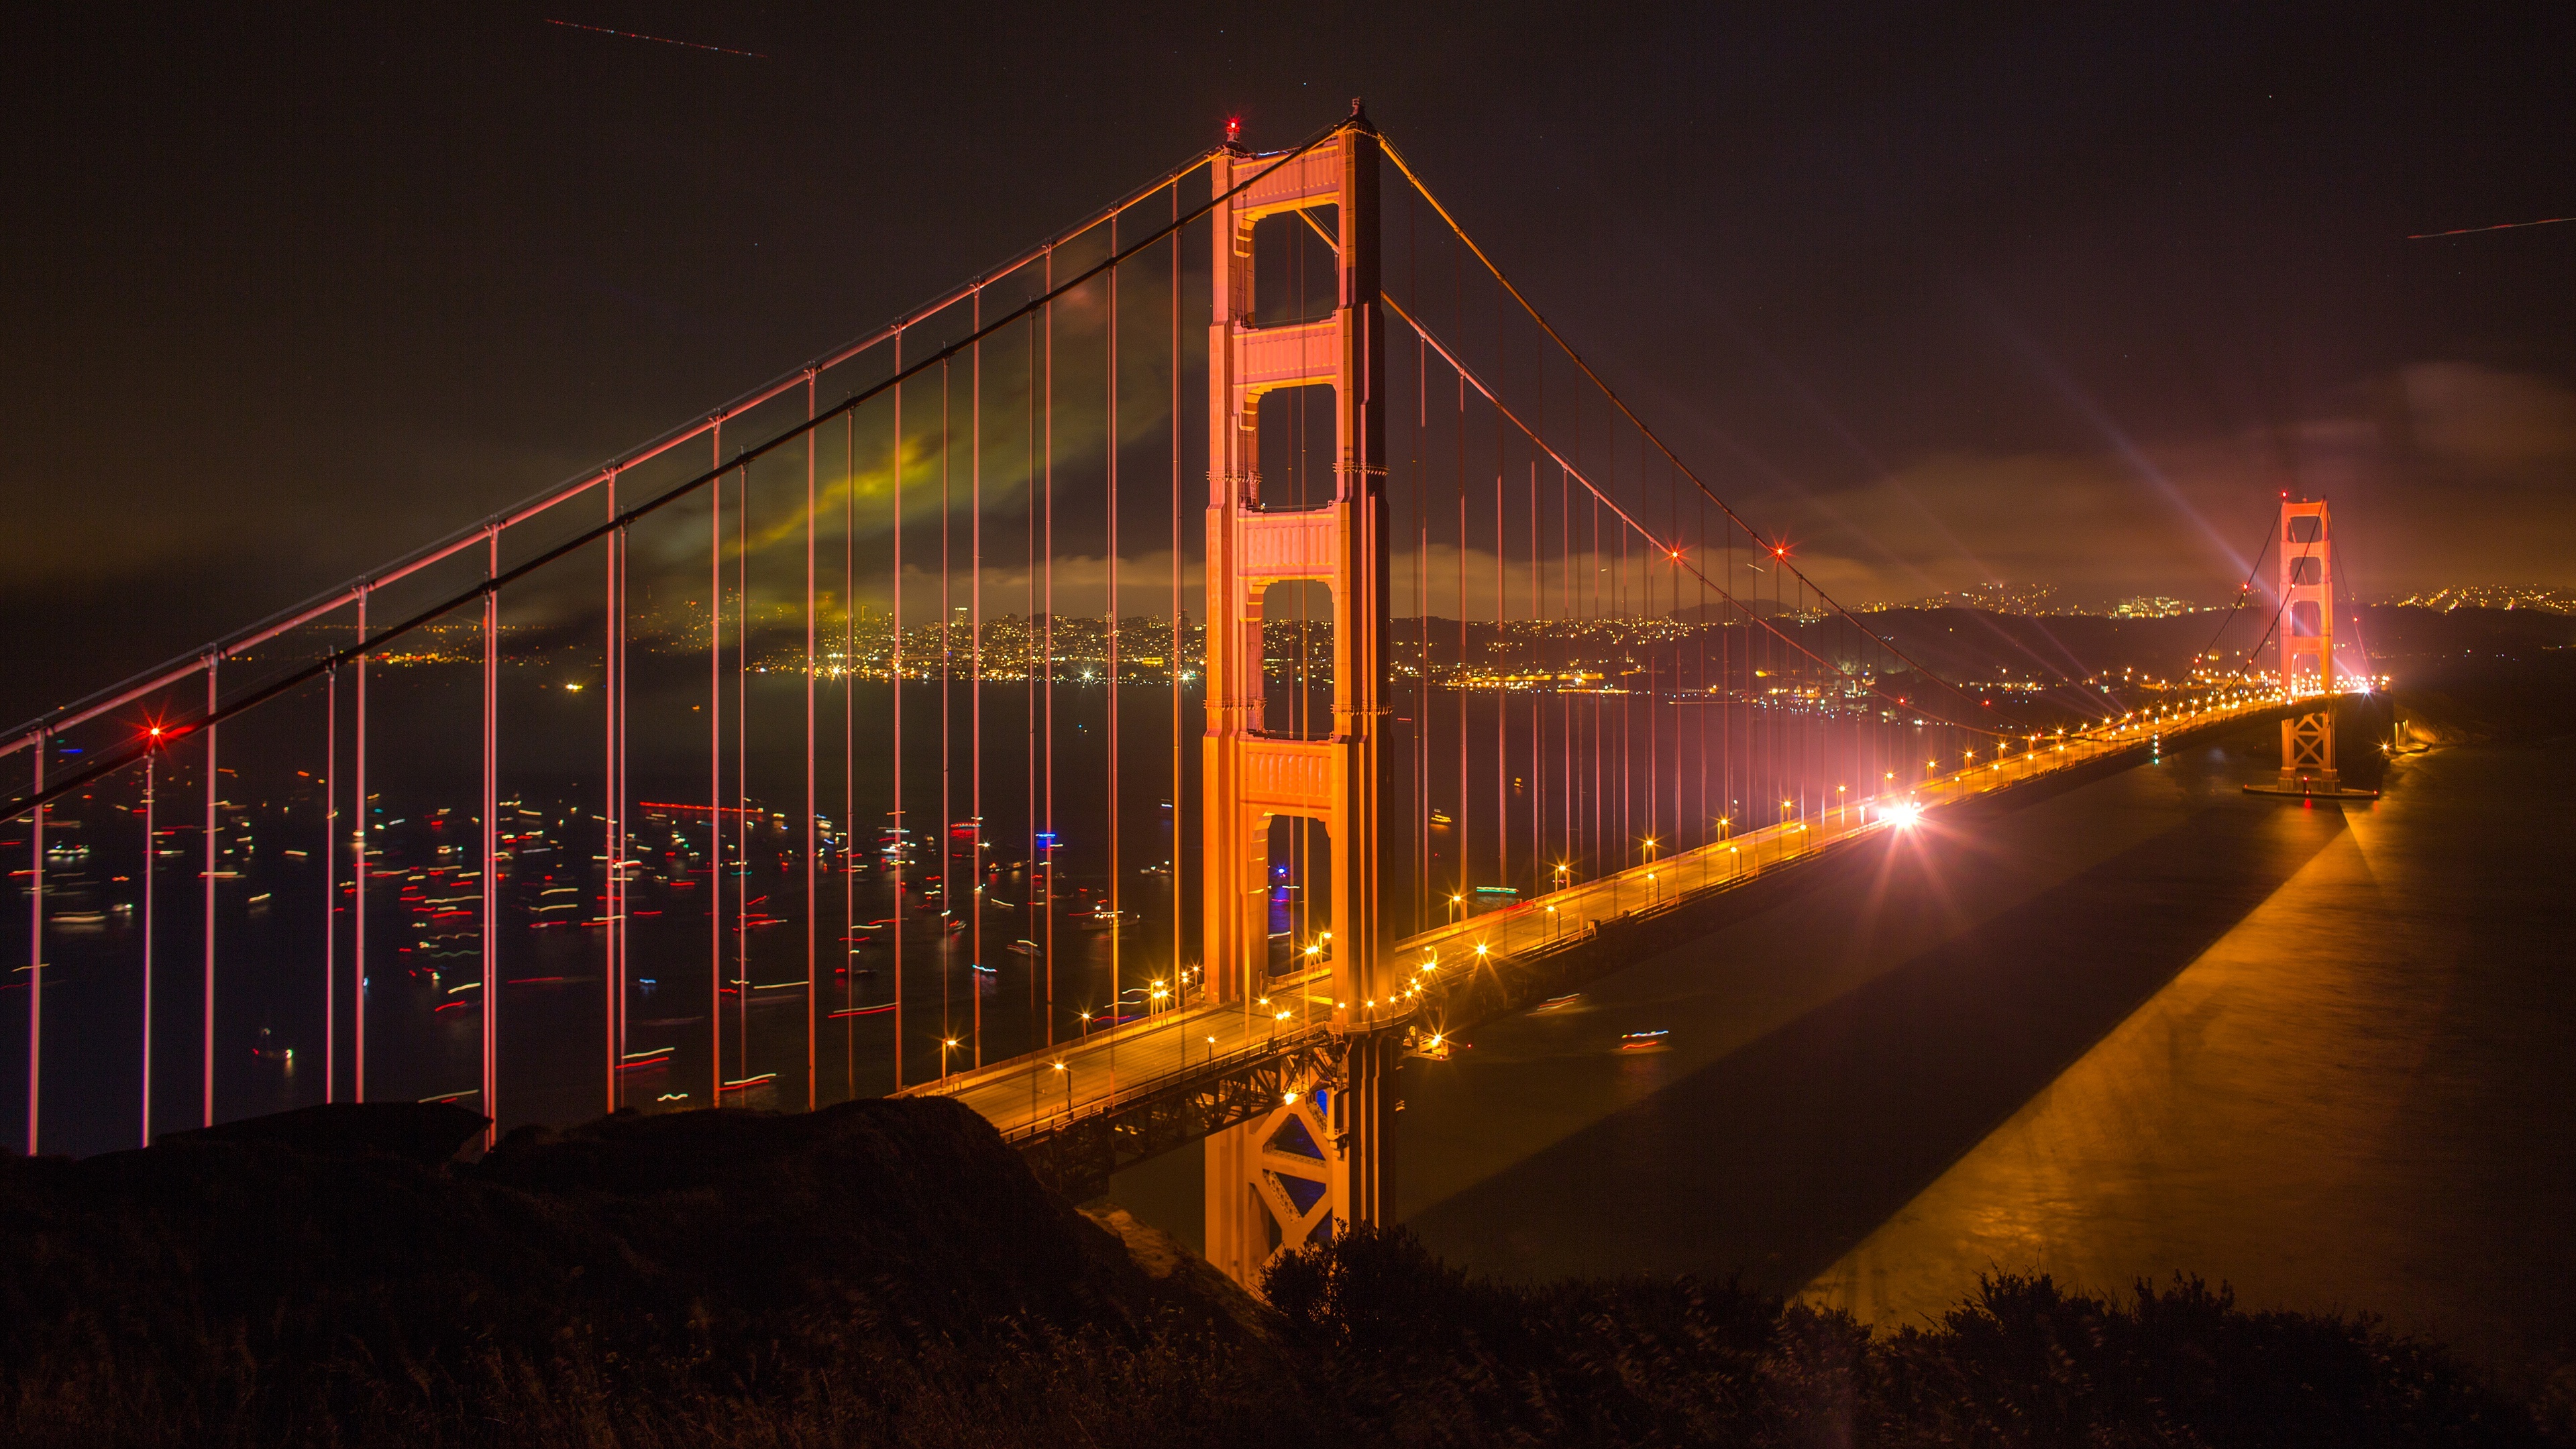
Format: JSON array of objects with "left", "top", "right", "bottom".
[
  {"left": 970, "top": 291, "right": 984, "bottom": 1069},
  {"left": 1407, "top": 191, "right": 1425, "bottom": 934},
  {"left": 1697, "top": 489, "right": 1707, "bottom": 849},
  {"left": 1493, "top": 328, "right": 1506, "bottom": 888},
  {"left": 202, "top": 661, "right": 217, "bottom": 1127},
  {"left": 1042, "top": 255, "right": 1056, "bottom": 1044},
  {"left": 709, "top": 425, "right": 724, "bottom": 1107},
  {"left": 1106, "top": 212, "right": 1122, "bottom": 1053},
  {"left": 354, "top": 594, "right": 367, "bottom": 1102},
  {"left": 1452, "top": 234, "right": 1466, "bottom": 898},
  {"left": 735, "top": 466, "right": 749, "bottom": 1089},
  {"left": 605, "top": 472, "right": 621, "bottom": 1113},
  {"left": 482, "top": 526, "right": 499, "bottom": 1146},
  {"left": 1169, "top": 183, "right": 1185, "bottom": 1020},
  {"left": 141, "top": 747, "right": 155, "bottom": 1146},
  {"left": 1413, "top": 332, "right": 1428, "bottom": 931},
  {"left": 805, "top": 374, "right": 818, "bottom": 1110},
  {"left": 939, "top": 360, "right": 953, "bottom": 1055},
  {"left": 324, "top": 664, "right": 336, "bottom": 1102},
  {"left": 1454, "top": 365, "right": 1467, "bottom": 894},
  {"left": 24, "top": 735, "right": 39, "bottom": 1153},
  {"left": 842, "top": 416, "right": 856, "bottom": 1096},
  {"left": 1575, "top": 402, "right": 1588, "bottom": 874},
  {"left": 1528, "top": 340, "right": 1544, "bottom": 885},
  {"left": 1528, "top": 460, "right": 1540, "bottom": 877},
  {"left": 616, "top": 513, "right": 631, "bottom": 1102},
  {"left": 1025, "top": 311, "right": 1038, "bottom": 1036},
  {"left": 891, "top": 337, "right": 905, "bottom": 1089}
]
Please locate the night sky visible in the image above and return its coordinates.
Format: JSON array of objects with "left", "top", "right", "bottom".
[{"left": 7, "top": 2, "right": 2571, "bottom": 724}]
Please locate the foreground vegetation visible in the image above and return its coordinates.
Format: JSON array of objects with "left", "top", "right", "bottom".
[{"left": 1, "top": 1101, "right": 2561, "bottom": 1446}]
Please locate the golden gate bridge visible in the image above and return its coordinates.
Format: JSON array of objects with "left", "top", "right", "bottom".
[{"left": 1, "top": 105, "right": 2349, "bottom": 1290}]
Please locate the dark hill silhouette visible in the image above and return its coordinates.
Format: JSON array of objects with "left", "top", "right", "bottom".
[{"left": 1, "top": 1095, "right": 2558, "bottom": 1444}]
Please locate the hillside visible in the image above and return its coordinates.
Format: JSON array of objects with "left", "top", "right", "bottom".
[{"left": 1, "top": 1097, "right": 2561, "bottom": 1446}]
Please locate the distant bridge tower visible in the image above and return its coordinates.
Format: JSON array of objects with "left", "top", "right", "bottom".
[
  {"left": 1199, "top": 110, "right": 1392, "bottom": 1291},
  {"left": 2273, "top": 496, "right": 2341, "bottom": 794}
]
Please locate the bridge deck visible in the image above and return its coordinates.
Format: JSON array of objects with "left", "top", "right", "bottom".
[
  {"left": 908, "top": 698, "right": 2281, "bottom": 1142},
  {"left": 902, "top": 967, "right": 1348, "bottom": 1142}
]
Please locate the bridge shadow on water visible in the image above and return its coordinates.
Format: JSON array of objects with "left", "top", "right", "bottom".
[{"left": 1397, "top": 783, "right": 2352, "bottom": 1295}]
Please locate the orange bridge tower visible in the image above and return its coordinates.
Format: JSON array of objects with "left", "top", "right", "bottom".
[
  {"left": 1198, "top": 109, "right": 1393, "bottom": 1290},
  {"left": 2273, "top": 496, "right": 2341, "bottom": 794}
]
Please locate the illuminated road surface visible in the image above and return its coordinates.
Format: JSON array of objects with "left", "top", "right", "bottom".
[{"left": 924, "top": 694, "right": 2278, "bottom": 1138}]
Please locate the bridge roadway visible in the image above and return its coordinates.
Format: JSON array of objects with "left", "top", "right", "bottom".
[{"left": 903, "top": 693, "right": 2287, "bottom": 1143}]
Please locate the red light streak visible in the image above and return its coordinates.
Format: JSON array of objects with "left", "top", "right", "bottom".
[
  {"left": 638, "top": 801, "right": 763, "bottom": 816},
  {"left": 543, "top": 18, "right": 767, "bottom": 59},
  {"left": 2406, "top": 215, "right": 2575, "bottom": 239}
]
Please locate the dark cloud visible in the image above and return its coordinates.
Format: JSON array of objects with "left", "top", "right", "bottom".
[{"left": 1784, "top": 362, "right": 2576, "bottom": 602}]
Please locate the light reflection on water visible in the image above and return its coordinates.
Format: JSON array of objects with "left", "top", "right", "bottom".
[
  {"left": 1385, "top": 730, "right": 2574, "bottom": 1384},
  {"left": 1804, "top": 739, "right": 2575, "bottom": 1383}
]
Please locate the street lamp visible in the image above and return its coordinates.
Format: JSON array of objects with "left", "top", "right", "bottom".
[
  {"left": 941, "top": 1038, "right": 960, "bottom": 1081},
  {"left": 1052, "top": 1061, "right": 1070, "bottom": 1118}
]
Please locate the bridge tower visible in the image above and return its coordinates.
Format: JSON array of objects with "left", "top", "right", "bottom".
[
  {"left": 2273, "top": 496, "right": 2341, "bottom": 793},
  {"left": 1198, "top": 111, "right": 1393, "bottom": 1291}
]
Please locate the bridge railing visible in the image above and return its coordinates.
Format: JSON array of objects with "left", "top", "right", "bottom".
[{"left": 932, "top": 1017, "right": 1346, "bottom": 1146}]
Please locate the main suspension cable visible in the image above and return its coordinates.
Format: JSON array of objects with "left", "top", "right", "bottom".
[
  {"left": 1381, "top": 140, "right": 2012, "bottom": 733},
  {"left": 1387, "top": 296, "right": 2012, "bottom": 740}
]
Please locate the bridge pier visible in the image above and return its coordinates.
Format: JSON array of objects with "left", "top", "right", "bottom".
[
  {"left": 1201, "top": 1026, "right": 1393, "bottom": 1288},
  {"left": 2248, "top": 496, "right": 2374, "bottom": 799},
  {"left": 1199, "top": 110, "right": 1390, "bottom": 1292}
]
